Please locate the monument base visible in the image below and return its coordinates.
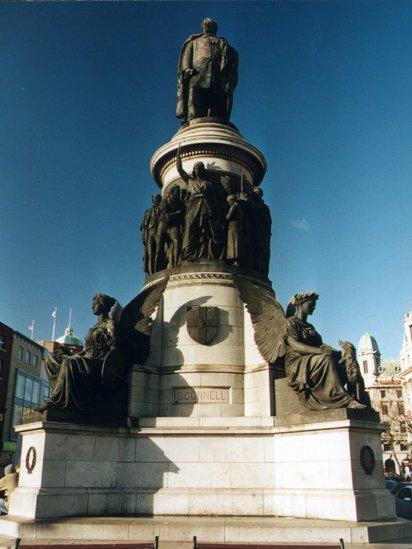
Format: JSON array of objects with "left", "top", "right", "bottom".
[{"left": 7, "top": 414, "right": 394, "bottom": 523}]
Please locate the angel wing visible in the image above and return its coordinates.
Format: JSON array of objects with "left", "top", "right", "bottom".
[
  {"left": 233, "top": 275, "right": 288, "bottom": 364},
  {"left": 118, "top": 276, "right": 169, "bottom": 368}
]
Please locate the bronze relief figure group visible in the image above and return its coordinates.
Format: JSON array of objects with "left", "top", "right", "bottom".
[{"left": 141, "top": 148, "right": 272, "bottom": 278}]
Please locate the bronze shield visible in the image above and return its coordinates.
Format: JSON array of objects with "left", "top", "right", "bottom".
[{"left": 187, "top": 306, "right": 218, "bottom": 345}]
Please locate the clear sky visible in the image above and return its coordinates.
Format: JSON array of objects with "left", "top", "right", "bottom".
[{"left": 1, "top": 1, "right": 411, "bottom": 358}]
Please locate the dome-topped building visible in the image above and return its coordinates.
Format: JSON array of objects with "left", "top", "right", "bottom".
[
  {"left": 358, "top": 332, "right": 380, "bottom": 353},
  {"left": 41, "top": 311, "right": 83, "bottom": 357},
  {"left": 56, "top": 326, "right": 83, "bottom": 349},
  {"left": 357, "top": 332, "right": 380, "bottom": 388},
  {"left": 400, "top": 311, "right": 412, "bottom": 372}
]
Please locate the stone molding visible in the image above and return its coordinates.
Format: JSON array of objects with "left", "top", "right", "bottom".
[
  {"left": 150, "top": 120, "right": 266, "bottom": 188},
  {"left": 142, "top": 265, "right": 273, "bottom": 292},
  {"left": 156, "top": 148, "right": 263, "bottom": 188},
  {"left": 244, "top": 363, "right": 270, "bottom": 374},
  {"left": 160, "top": 364, "right": 244, "bottom": 374},
  {"left": 169, "top": 272, "right": 233, "bottom": 284},
  {"left": 15, "top": 416, "right": 386, "bottom": 437}
]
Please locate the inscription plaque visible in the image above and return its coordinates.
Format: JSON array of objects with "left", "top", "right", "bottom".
[{"left": 173, "top": 386, "right": 229, "bottom": 404}]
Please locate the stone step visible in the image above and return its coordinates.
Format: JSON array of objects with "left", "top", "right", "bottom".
[
  {"left": 18, "top": 543, "right": 155, "bottom": 548},
  {"left": 1, "top": 516, "right": 412, "bottom": 546},
  {"left": 10, "top": 541, "right": 412, "bottom": 549},
  {"left": 0, "top": 534, "right": 16, "bottom": 549}
]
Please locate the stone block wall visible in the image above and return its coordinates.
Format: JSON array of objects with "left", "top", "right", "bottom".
[{"left": 12, "top": 417, "right": 395, "bottom": 522}]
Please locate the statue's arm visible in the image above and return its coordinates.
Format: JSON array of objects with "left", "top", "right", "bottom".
[
  {"left": 181, "top": 41, "right": 195, "bottom": 77},
  {"left": 176, "top": 145, "right": 190, "bottom": 183},
  {"left": 286, "top": 335, "right": 332, "bottom": 356},
  {"left": 226, "top": 204, "right": 236, "bottom": 220}
]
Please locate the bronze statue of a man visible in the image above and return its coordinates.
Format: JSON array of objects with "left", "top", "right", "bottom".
[{"left": 176, "top": 18, "right": 238, "bottom": 122}]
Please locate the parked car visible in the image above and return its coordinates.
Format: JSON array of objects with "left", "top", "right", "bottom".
[
  {"left": 0, "top": 499, "right": 7, "bottom": 515},
  {"left": 392, "top": 482, "right": 412, "bottom": 496},
  {"left": 394, "top": 486, "right": 412, "bottom": 520},
  {"left": 385, "top": 480, "right": 397, "bottom": 490}
]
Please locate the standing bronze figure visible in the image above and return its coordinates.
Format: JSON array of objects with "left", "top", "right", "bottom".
[
  {"left": 176, "top": 145, "right": 221, "bottom": 261},
  {"left": 225, "top": 194, "right": 244, "bottom": 266},
  {"left": 142, "top": 194, "right": 161, "bottom": 275},
  {"left": 251, "top": 187, "right": 271, "bottom": 277},
  {"left": 176, "top": 18, "right": 238, "bottom": 122}
]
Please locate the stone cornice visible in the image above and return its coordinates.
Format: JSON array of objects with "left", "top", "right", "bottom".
[{"left": 150, "top": 120, "right": 266, "bottom": 187}]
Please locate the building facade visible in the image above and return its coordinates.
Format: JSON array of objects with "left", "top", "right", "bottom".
[
  {"left": 0, "top": 323, "right": 14, "bottom": 469},
  {"left": 400, "top": 312, "right": 412, "bottom": 371},
  {"left": 1, "top": 330, "right": 50, "bottom": 465},
  {"left": 358, "top": 333, "right": 408, "bottom": 474},
  {"left": 399, "top": 311, "right": 412, "bottom": 459}
]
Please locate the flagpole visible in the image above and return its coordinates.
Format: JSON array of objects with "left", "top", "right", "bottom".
[
  {"left": 68, "top": 308, "right": 72, "bottom": 330},
  {"left": 51, "top": 307, "right": 57, "bottom": 341},
  {"left": 29, "top": 320, "right": 35, "bottom": 340}
]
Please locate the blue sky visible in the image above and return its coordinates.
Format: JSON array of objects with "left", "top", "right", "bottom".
[{"left": 0, "top": 1, "right": 411, "bottom": 358}]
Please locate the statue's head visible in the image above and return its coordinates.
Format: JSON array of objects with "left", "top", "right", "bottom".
[
  {"left": 253, "top": 187, "right": 263, "bottom": 199},
  {"left": 168, "top": 185, "right": 180, "bottom": 201},
  {"left": 202, "top": 18, "right": 218, "bottom": 36},
  {"left": 226, "top": 194, "right": 236, "bottom": 206},
  {"left": 152, "top": 194, "right": 161, "bottom": 205},
  {"left": 286, "top": 292, "right": 319, "bottom": 317},
  {"left": 192, "top": 161, "right": 206, "bottom": 178},
  {"left": 92, "top": 293, "right": 116, "bottom": 316}
]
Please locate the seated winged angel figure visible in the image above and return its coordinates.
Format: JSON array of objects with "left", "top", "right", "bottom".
[
  {"left": 38, "top": 277, "right": 169, "bottom": 416},
  {"left": 234, "top": 276, "right": 370, "bottom": 411}
]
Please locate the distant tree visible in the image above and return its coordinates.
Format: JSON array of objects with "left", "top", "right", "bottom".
[{"left": 382, "top": 410, "right": 411, "bottom": 474}]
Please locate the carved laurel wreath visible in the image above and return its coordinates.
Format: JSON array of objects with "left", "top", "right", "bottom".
[
  {"left": 25, "top": 446, "right": 37, "bottom": 474},
  {"left": 360, "top": 445, "right": 376, "bottom": 475}
]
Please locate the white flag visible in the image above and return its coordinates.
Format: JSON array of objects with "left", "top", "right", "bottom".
[{"left": 51, "top": 307, "right": 57, "bottom": 319}]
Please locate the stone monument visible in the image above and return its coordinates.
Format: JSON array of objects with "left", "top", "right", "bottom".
[{"left": 1, "top": 17, "right": 410, "bottom": 547}]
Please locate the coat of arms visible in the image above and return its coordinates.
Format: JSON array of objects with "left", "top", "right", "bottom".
[{"left": 186, "top": 306, "right": 218, "bottom": 345}]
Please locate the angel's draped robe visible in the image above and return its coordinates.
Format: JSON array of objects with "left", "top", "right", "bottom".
[
  {"left": 285, "top": 316, "right": 354, "bottom": 411},
  {"left": 44, "top": 320, "right": 116, "bottom": 411}
]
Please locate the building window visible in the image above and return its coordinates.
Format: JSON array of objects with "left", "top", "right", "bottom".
[
  {"left": 25, "top": 350, "right": 31, "bottom": 364},
  {"left": 410, "top": 325, "right": 412, "bottom": 340},
  {"left": 396, "top": 389, "right": 402, "bottom": 398},
  {"left": 400, "top": 443, "right": 407, "bottom": 451},
  {"left": 42, "top": 385, "right": 50, "bottom": 400},
  {"left": 383, "top": 443, "right": 391, "bottom": 451},
  {"left": 398, "top": 403, "right": 405, "bottom": 415},
  {"left": 10, "top": 370, "right": 50, "bottom": 441},
  {"left": 17, "top": 346, "right": 23, "bottom": 360},
  {"left": 382, "top": 404, "right": 389, "bottom": 415},
  {"left": 31, "top": 355, "right": 38, "bottom": 367},
  {"left": 380, "top": 390, "right": 386, "bottom": 398},
  {"left": 363, "top": 360, "right": 368, "bottom": 374},
  {"left": 24, "top": 377, "right": 33, "bottom": 401},
  {"left": 15, "top": 374, "right": 25, "bottom": 399},
  {"left": 0, "top": 335, "right": 5, "bottom": 351}
]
